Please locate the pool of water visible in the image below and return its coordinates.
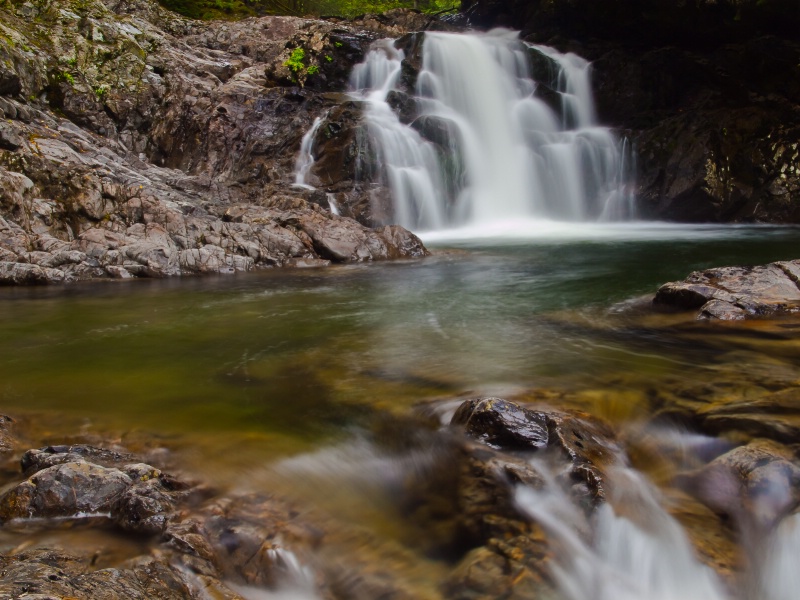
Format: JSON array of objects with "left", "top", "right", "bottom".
[{"left": 1, "top": 223, "right": 799, "bottom": 480}]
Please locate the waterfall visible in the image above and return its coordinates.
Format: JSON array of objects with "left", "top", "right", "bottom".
[
  {"left": 293, "top": 116, "right": 324, "bottom": 190},
  {"left": 517, "top": 466, "right": 729, "bottom": 600},
  {"left": 297, "top": 29, "right": 636, "bottom": 231}
]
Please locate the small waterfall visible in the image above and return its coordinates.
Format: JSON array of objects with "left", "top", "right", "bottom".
[
  {"left": 756, "top": 513, "right": 800, "bottom": 600},
  {"left": 517, "top": 466, "right": 728, "bottom": 600},
  {"left": 298, "top": 29, "right": 636, "bottom": 231},
  {"left": 293, "top": 116, "right": 324, "bottom": 190}
]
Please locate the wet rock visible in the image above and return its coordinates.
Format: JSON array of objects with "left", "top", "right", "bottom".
[
  {"left": 452, "top": 397, "right": 549, "bottom": 450},
  {"left": 22, "top": 444, "right": 137, "bottom": 474},
  {"left": 0, "top": 549, "right": 195, "bottom": 600},
  {"left": 165, "top": 493, "right": 324, "bottom": 588},
  {"left": 699, "top": 387, "right": 800, "bottom": 444},
  {"left": 1, "top": 444, "right": 203, "bottom": 535},
  {"left": 653, "top": 261, "right": 800, "bottom": 320},
  {"left": 665, "top": 489, "right": 742, "bottom": 586},
  {"left": 677, "top": 439, "right": 800, "bottom": 531},
  {"left": 451, "top": 397, "right": 621, "bottom": 505},
  {"left": 0, "top": 461, "right": 132, "bottom": 521},
  {"left": 443, "top": 532, "right": 554, "bottom": 600}
]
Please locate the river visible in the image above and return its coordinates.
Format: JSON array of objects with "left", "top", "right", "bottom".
[{"left": 3, "top": 224, "right": 800, "bottom": 597}]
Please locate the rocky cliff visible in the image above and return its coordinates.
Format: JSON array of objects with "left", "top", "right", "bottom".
[{"left": 0, "top": 0, "right": 431, "bottom": 284}]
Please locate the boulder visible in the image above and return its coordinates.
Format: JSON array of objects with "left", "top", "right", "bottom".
[
  {"left": 653, "top": 261, "right": 800, "bottom": 320},
  {"left": 0, "top": 444, "right": 204, "bottom": 535},
  {"left": 452, "top": 398, "right": 622, "bottom": 505}
]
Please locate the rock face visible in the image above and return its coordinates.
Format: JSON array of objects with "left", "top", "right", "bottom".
[
  {"left": 0, "top": 0, "right": 429, "bottom": 285},
  {"left": 594, "top": 37, "right": 800, "bottom": 223},
  {"left": 653, "top": 260, "right": 800, "bottom": 320}
]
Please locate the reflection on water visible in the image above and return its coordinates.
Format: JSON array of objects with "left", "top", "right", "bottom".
[{"left": 0, "top": 225, "right": 799, "bottom": 469}]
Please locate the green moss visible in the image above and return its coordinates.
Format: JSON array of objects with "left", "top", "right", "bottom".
[
  {"left": 93, "top": 83, "right": 108, "bottom": 100},
  {"left": 58, "top": 71, "right": 75, "bottom": 85}
]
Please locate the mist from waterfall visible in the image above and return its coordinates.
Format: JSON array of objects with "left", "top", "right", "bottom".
[{"left": 345, "top": 29, "right": 636, "bottom": 231}]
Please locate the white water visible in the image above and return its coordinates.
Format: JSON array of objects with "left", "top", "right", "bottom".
[
  {"left": 518, "top": 466, "right": 728, "bottom": 600},
  {"left": 293, "top": 116, "right": 324, "bottom": 189},
  {"left": 341, "top": 29, "right": 635, "bottom": 231}
]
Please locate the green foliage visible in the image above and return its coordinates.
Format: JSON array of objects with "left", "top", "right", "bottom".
[
  {"left": 282, "top": 47, "right": 322, "bottom": 82},
  {"left": 283, "top": 47, "right": 306, "bottom": 74},
  {"left": 55, "top": 71, "right": 75, "bottom": 85},
  {"left": 156, "top": 0, "right": 459, "bottom": 21},
  {"left": 325, "top": 54, "right": 333, "bottom": 62},
  {"left": 94, "top": 84, "right": 109, "bottom": 100}
]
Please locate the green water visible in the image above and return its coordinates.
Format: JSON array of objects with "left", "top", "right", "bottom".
[{"left": 1, "top": 224, "right": 800, "bottom": 474}]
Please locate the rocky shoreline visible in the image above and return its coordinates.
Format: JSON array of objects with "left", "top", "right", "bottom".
[
  {"left": 0, "top": 0, "right": 436, "bottom": 285},
  {"left": 654, "top": 259, "right": 800, "bottom": 320}
]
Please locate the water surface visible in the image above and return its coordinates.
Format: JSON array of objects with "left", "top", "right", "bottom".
[{"left": 1, "top": 224, "right": 798, "bottom": 476}]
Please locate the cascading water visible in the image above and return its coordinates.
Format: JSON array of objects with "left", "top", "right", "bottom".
[
  {"left": 293, "top": 116, "right": 325, "bottom": 190},
  {"left": 297, "top": 29, "right": 636, "bottom": 231},
  {"left": 517, "top": 465, "right": 728, "bottom": 600}
]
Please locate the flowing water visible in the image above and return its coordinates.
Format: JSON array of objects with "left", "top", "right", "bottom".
[
  {"left": 338, "top": 29, "right": 634, "bottom": 228},
  {"left": 3, "top": 28, "right": 800, "bottom": 600},
  {"left": 2, "top": 228, "right": 800, "bottom": 598}
]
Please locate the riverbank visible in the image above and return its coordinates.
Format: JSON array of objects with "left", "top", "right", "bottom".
[{"left": 0, "top": 0, "right": 434, "bottom": 285}]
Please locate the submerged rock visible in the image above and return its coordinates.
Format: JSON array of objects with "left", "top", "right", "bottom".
[
  {"left": 0, "top": 415, "right": 16, "bottom": 456},
  {"left": 653, "top": 260, "right": 800, "bottom": 320},
  {"left": 677, "top": 439, "right": 800, "bottom": 531}
]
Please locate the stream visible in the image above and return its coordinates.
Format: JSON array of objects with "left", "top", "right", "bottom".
[{"left": 2, "top": 226, "right": 800, "bottom": 597}]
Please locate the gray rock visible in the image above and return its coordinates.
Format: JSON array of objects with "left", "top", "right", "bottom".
[
  {"left": 654, "top": 261, "right": 800, "bottom": 320},
  {"left": 0, "top": 123, "right": 22, "bottom": 151},
  {"left": 677, "top": 439, "right": 800, "bottom": 531},
  {"left": 0, "top": 461, "right": 133, "bottom": 520}
]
